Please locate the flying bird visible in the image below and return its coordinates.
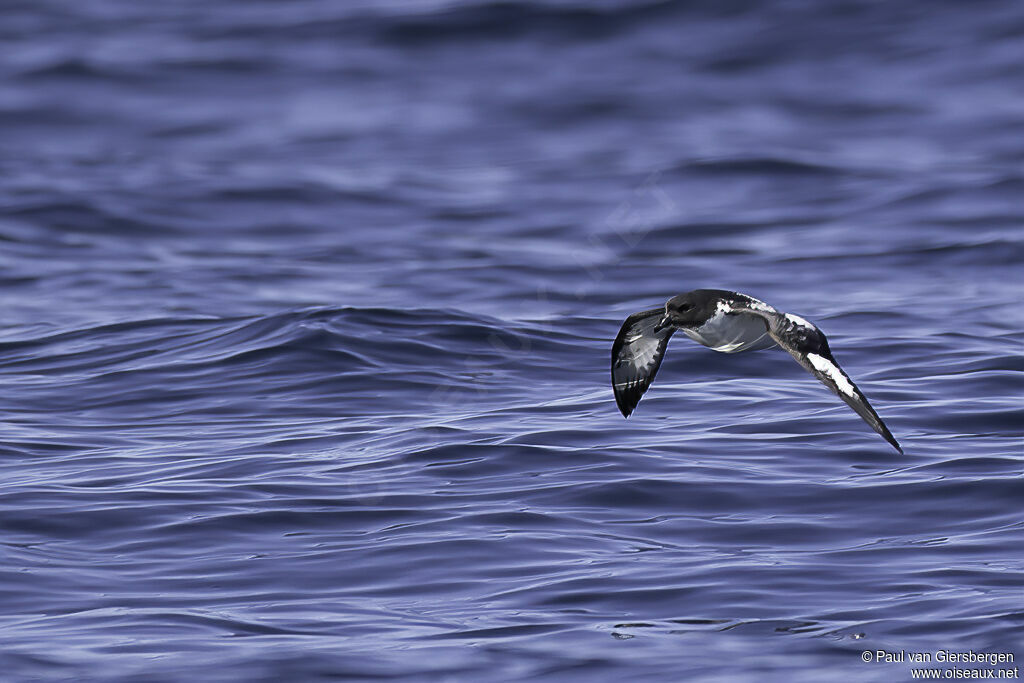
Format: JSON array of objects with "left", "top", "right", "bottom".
[{"left": 611, "top": 289, "right": 902, "bottom": 453}]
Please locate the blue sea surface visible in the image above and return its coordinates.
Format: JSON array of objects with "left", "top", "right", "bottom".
[{"left": 1, "top": 1, "right": 1022, "bottom": 681}]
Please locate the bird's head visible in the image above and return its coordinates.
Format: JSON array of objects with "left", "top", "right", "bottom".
[{"left": 654, "top": 292, "right": 706, "bottom": 332}]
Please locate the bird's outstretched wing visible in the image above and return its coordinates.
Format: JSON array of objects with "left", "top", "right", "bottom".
[
  {"left": 791, "top": 349, "right": 902, "bottom": 454},
  {"left": 763, "top": 316, "right": 903, "bottom": 454},
  {"left": 611, "top": 308, "right": 674, "bottom": 417}
]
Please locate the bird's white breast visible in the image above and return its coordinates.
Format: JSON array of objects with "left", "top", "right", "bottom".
[{"left": 683, "top": 311, "right": 776, "bottom": 353}]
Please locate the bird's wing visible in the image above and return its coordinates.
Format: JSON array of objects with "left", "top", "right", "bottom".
[
  {"left": 611, "top": 308, "right": 675, "bottom": 417},
  {"left": 766, "top": 318, "right": 903, "bottom": 454}
]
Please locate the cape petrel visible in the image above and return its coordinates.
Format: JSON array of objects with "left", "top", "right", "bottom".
[{"left": 611, "top": 289, "right": 902, "bottom": 453}]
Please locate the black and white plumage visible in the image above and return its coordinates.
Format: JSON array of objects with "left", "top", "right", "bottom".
[{"left": 611, "top": 289, "right": 902, "bottom": 453}]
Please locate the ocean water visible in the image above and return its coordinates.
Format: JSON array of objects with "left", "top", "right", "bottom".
[{"left": 1, "top": 1, "right": 1022, "bottom": 681}]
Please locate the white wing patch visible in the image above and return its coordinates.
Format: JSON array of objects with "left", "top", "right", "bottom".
[
  {"left": 785, "top": 313, "right": 814, "bottom": 329},
  {"left": 745, "top": 299, "right": 776, "bottom": 314},
  {"left": 619, "top": 336, "right": 661, "bottom": 377},
  {"left": 806, "top": 352, "right": 856, "bottom": 397},
  {"left": 717, "top": 299, "right": 775, "bottom": 315}
]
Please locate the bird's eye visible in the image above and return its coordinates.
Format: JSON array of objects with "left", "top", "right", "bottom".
[{"left": 679, "top": 304, "right": 691, "bottom": 312}]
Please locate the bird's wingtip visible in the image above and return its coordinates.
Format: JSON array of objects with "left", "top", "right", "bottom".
[{"left": 884, "top": 433, "right": 904, "bottom": 455}]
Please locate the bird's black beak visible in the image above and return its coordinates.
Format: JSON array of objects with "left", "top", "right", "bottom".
[{"left": 653, "top": 315, "right": 672, "bottom": 333}]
